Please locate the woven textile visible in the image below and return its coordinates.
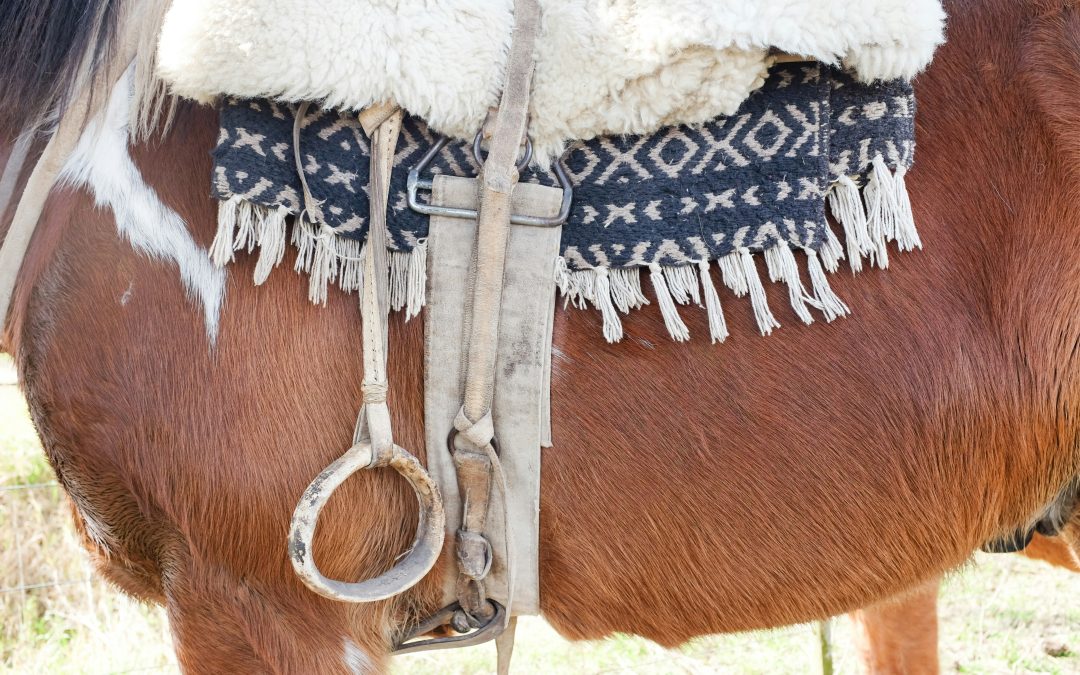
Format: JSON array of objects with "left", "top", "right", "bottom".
[{"left": 210, "top": 63, "right": 921, "bottom": 342}]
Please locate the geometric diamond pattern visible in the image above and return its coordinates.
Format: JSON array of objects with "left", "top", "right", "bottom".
[{"left": 213, "top": 63, "right": 915, "bottom": 269}]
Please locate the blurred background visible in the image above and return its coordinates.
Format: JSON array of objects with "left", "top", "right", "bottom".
[{"left": 3, "top": 355, "right": 1080, "bottom": 674}]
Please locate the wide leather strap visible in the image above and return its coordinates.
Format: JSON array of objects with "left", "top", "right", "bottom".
[{"left": 425, "top": 175, "right": 562, "bottom": 620}]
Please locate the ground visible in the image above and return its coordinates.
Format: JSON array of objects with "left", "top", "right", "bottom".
[{"left": 2, "top": 355, "right": 1079, "bottom": 674}]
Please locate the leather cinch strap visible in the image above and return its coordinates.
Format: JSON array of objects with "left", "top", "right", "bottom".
[
  {"left": 451, "top": 0, "right": 540, "bottom": 625},
  {"left": 420, "top": 175, "right": 562, "bottom": 666},
  {"left": 395, "top": 0, "right": 550, "bottom": 666}
]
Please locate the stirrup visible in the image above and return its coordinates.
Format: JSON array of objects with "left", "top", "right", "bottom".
[{"left": 289, "top": 441, "right": 445, "bottom": 602}]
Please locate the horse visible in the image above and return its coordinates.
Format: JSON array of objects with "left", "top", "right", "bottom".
[
  {"left": 853, "top": 533, "right": 1080, "bottom": 674},
  {"left": 4, "top": 0, "right": 1080, "bottom": 672}
]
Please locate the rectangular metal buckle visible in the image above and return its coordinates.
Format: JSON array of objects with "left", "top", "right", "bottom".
[{"left": 407, "top": 135, "right": 573, "bottom": 227}]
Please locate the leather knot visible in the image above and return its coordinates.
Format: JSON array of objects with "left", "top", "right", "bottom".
[
  {"left": 453, "top": 408, "right": 495, "bottom": 450},
  {"left": 456, "top": 530, "right": 494, "bottom": 581}
]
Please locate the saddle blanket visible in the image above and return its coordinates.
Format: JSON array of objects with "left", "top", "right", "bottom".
[
  {"left": 210, "top": 63, "right": 920, "bottom": 344},
  {"left": 160, "top": 0, "right": 944, "bottom": 165}
]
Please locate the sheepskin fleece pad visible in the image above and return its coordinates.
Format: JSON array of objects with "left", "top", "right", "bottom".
[{"left": 158, "top": 0, "right": 945, "bottom": 163}]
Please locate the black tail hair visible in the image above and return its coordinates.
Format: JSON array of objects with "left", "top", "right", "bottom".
[{"left": 0, "top": 0, "right": 120, "bottom": 133}]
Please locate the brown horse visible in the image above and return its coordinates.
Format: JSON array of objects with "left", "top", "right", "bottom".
[
  {"left": 854, "top": 535, "right": 1080, "bottom": 674},
  {"left": 4, "top": 0, "right": 1080, "bottom": 672}
]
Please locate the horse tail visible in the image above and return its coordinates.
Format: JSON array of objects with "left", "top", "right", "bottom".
[{"left": 0, "top": 0, "right": 122, "bottom": 134}]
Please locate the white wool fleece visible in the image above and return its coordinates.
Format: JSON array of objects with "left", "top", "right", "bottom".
[{"left": 158, "top": 0, "right": 945, "bottom": 164}]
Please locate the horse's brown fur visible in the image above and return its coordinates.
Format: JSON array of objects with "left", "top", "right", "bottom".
[
  {"left": 5, "top": 0, "right": 1080, "bottom": 671},
  {"left": 853, "top": 535, "right": 1080, "bottom": 674}
]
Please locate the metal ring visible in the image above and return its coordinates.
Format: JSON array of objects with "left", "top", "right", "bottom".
[
  {"left": 472, "top": 130, "right": 533, "bottom": 173},
  {"left": 288, "top": 442, "right": 445, "bottom": 603},
  {"left": 392, "top": 601, "right": 507, "bottom": 655},
  {"left": 408, "top": 136, "right": 572, "bottom": 227}
]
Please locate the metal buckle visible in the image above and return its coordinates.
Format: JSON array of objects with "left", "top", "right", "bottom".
[
  {"left": 392, "top": 601, "right": 507, "bottom": 655},
  {"left": 407, "top": 132, "right": 573, "bottom": 227}
]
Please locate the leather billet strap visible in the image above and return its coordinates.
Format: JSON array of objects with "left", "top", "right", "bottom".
[{"left": 449, "top": 0, "right": 542, "bottom": 624}]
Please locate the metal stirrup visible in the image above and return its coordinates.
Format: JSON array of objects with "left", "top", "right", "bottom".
[
  {"left": 288, "top": 110, "right": 445, "bottom": 603},
  {"left": 288, "top": 441, "right": 444, "bottom": 602}
]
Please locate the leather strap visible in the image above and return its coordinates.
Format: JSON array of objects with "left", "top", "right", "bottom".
[
  {"left": 460, "top": 0, "right": 540, "bottom": 422},
  {"left": 0, "top": 94, "right": 89, "bottom": 329},
  {"left": 426, "top": 175, "right": 561, "bottom": 621},
  {"left": 0, "top": 9, "right": 143, "bottom": 331},
  {"left": 354, "top": 108, "right": 404, "bottom": 460},
  {"left": 0, "top": 130, "right": 32, "bottom": 223},
  {"left": 447, "top": 0, "right": 542, "bottom": 625}
]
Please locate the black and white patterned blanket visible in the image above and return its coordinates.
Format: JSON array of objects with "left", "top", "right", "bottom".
[{"left": 210, "top": 63, "right": 920, "bottom": 343}]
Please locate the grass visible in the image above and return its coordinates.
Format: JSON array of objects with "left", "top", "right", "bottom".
[{"left": 3, "top": 354, "right": 1080, "bottom": 673}]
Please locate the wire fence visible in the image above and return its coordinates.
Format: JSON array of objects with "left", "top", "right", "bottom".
[{"left": 1, "top": 366, "right": 176, "bottom": 673}]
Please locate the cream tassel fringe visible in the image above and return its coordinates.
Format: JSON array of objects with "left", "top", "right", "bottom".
[
  {"left": 765, "top": 242, "right": 814, "bottom": 325},
  {"left": 739, "top": 248, "right": 780, "bottom": 336},
  {"left": 891, "top": 165, "right": 921, "bottom": 252},
  {"left": 307, "top": 227, "right": 337, "bottom": 305},
  {"left": 863, "top": 155, "right": 895, "bottom": 269},
  {"left": 820, "top": 225, "right": 845, "bottom": 274},
  {"left": 592, "top": 267, "right": 624, "bottom": 343},
  {"left": 806, "top": 250, "right": 850, "bottom": 321},
  {"left": 337, "top": 239, "right": 364, "bottom": 294},
  {"left": 827, "top": 174, "right": 871, "bottom": 274},
  {"left": 404, "top": 240, "right": 427, "bottom": 321},
  {"left": 648, "top": 263, "right": 690, "bottom": 342},
  {"left": 292, "top": 217, "right": 317, "bottom": 272},
  {"left": 212, "top": 197, "right": 432, "bottom": 313},
  {"left": 718, "top": 251, "right": 749, "bottom": 296},
  {"left": 233, "top": 200, "right": 258, "bottom": 253},
  {"left": 210, "top": 195, "right": 241, "bottom": 266},
  {"left": 697, "top": 259, "right": 728, "bottom": 344},
  {"left": 609, "top": 267, "right": 648, "bottom": 313},
  {"left": 253, "top": 205, "right": 290, "bottom": 284},
  {"left": 663, "top": 264, "right": 701, "bottom": 306}
]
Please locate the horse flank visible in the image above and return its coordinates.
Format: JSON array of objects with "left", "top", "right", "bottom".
[{"left": 7, "top": 0, "right": 1080, "bottom": 672}]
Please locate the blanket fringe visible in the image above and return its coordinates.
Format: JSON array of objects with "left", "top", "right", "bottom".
[
  {"left": 698, "top": 259, "right": 728, "bottom": 344},
  {"left": 806, "top": 249, "right": 850, "bottom": 321},
  {"left": 212, "top": 154, "right": 918, "bottom": 343},
  {"left": 740, "top": 248, "right": 781, "bottom": 336},
  {"left": 254, "top": 205, "right": 290, "bottom": 284},
  {"left": 820, "top": 224, "right": 845, "bottom": 274},
  {"left": 827, "top": 175, "right": 872, "bottom": 273},
  {"left": 210, "top": 201, "right": 424, "bottom": 320},
  {"left": 593, "top": 267, "right": 624, "bottom": 343},
  {"left": 766, "top": 242, "right": 815, "bottom": 326},
  {"left": 550, "top": 240, "right": 871, "bottom": 343},
  {"left": 648, "top": 263, "right": 690, "bottom": 342},
  {"left": 718, "top": 251, "right": 749, "bottom": 297},
  {"left": 826, "top": 154, "right": 921, "bottom": 273}
]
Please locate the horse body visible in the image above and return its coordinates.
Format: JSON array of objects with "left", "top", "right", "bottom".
[{"left": 4, "top": 0, "right": 1080, "bottom": 671}]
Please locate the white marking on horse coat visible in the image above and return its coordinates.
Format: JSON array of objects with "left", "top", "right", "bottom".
[
  {"left": 342, "top": 639, "right": 374, "bottom": 675},
  {"left": 59, "top": 67, "right": 226, "bottom": 342},
  {"left": 120, "top": 281, "right": 134, "bottom": 306}
]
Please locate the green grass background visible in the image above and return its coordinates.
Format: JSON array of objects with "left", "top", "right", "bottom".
[{"left": 3, "top": 355, "right": 1079, "bottom": 674}]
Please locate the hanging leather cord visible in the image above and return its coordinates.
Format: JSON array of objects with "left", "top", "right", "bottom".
[
  {"left": 355, "top": 108, "right": 399, "bottom": 458},
  {"left": 288, "top": 107, "right": 446, "bottom": 603},
  {"left": 0, "top": 4, "right": 146, "bottom": 332},
  {"left": 0, "top": 91, "right": 94, "bottom": 330},
  {"left": 0, "top": 130, "right": 33, "bottom": 223}
]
